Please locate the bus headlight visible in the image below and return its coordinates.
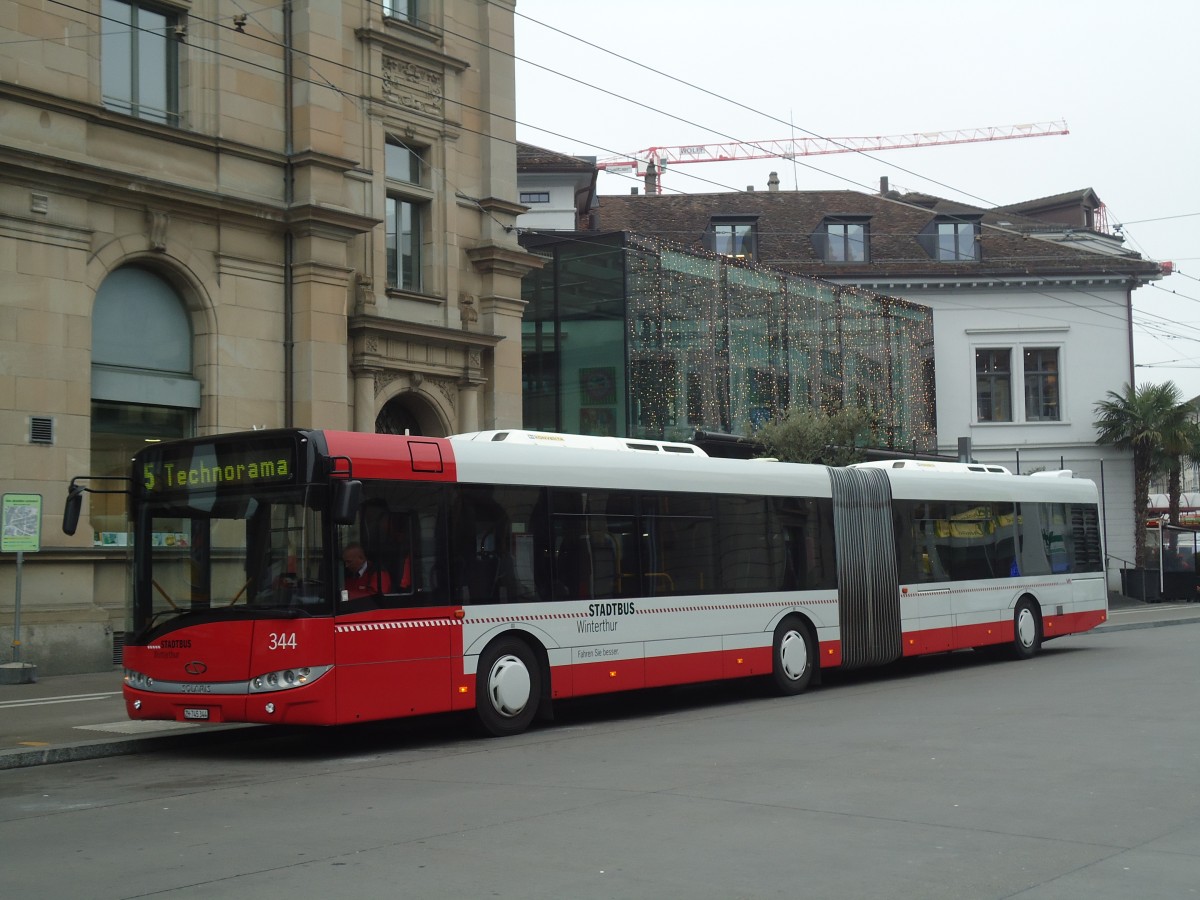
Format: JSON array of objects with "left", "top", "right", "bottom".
[{"left": 248, "top": 665, "right": 330, "bottom": 693}]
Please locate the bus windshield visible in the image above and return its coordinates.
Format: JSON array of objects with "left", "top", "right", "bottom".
[{"left": 134, "top": 485, "right": 332, "bottom": 635}]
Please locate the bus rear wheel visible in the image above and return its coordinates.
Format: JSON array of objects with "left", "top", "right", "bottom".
[
  {"left": 771, "top": 617, "right": 816, "bottom": 695},
  {"left": 1009, "top": 597, "right": 1043, "bottom": 660},
  {"left": 476, "top": 637, "right": 541, "bottom": 737}
]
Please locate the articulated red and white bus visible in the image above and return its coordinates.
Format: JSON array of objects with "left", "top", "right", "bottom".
[{"left": 64, "top": 429, "right": 1107, "bottom": 736}]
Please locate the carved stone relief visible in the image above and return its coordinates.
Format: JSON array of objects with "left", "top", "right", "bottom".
[
  {"left": 146, "top": 210, "right": 168, "bottom": 251},
  {"left": 432, "top": 377, "right": 457, "bottom": 407},
  {"left": 374, "top": 369, "right": 403, "bottom": 396},
  {"left": 381, "top": 57, "right": 444, "bottom": 116}
]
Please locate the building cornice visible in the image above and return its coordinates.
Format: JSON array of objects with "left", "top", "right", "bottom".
[
  {"left": 348, "top": 315, "right": 504, "bottom": 351},
  {"left": 465, "top": 242, "right": 546, "bottom": 279},
  {"left": 355, "top": 25, "right": 472, "bottom": 74},
  {"left": 821, "top": 273, "right": 1153, "bottom": 291},
  {"left": 286, "top": 204, "right": 379, "bottom": 239},
  {"left": 0, "top": 82, "right": 286, "bottom": 167}
]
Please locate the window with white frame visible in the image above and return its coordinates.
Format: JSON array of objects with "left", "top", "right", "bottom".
[
  {"left": 101, "top": 0, "right": 180, "bottom": 124},
  {"left": 1023, "top": 347, "right": 1060, "bottom": 421},
  {"left": 975, "top": 348, "right": 1012, "bottom": 422},
  {"left": 975, "top": 345, "right": 1062, "bottom": 423},
  {"left": 385, "top": 139, "right": 430, "bottom": 292}
]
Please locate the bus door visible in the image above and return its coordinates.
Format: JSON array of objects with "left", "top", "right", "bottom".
[{"left": 333, "top": 484, "right": 455, "bottom": 722}]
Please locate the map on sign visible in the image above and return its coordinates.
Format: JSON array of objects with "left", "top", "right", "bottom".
[{"left": 2, "top": 494, "right": 42, "bottom": 553}]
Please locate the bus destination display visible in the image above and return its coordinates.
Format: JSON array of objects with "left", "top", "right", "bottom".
[{"left": 140, "top": 441, "right": 297, "bottom": 495}]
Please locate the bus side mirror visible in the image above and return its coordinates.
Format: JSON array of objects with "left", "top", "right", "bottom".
[
  {"left": 63, "top": 484, "right": 84, "bottom": 536},
  {"left": 332, "top": 479, "right": 362, "bottom": 525}
]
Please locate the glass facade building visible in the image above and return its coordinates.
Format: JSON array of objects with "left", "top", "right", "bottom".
[{"left": 521, "top": 233, "right": 937, "bottom": 452}]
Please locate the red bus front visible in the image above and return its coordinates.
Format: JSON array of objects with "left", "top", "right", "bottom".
[
  {"left": 122, "top": 617, "right": 338, "bottom": 725},
  {"left": 119, "top": 429, "right": 468, "bottom": 727}
]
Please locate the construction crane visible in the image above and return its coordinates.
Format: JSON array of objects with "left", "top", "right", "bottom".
[{"left": 596, "top": 121, "right": 1069, "bottom": 192}]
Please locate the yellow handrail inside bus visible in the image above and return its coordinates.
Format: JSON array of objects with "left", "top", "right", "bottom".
[
  {"left": 227, "top": 577, "right": 253, "bottom": 606},
  {"left": 152, "top": 579, "right": 180, "bottom": 610}
]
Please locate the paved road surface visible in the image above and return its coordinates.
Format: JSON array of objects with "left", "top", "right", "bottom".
[{"left": 1, "top": 609, "right": 1198, "bottom": 898}]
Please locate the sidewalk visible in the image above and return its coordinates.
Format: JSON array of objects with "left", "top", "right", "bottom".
[
  {"left": 4, "top": 598, "right": 1200, "bottom": 770},
  {"left": 0, "top": 667, "right": 265, "bottom": 770}
]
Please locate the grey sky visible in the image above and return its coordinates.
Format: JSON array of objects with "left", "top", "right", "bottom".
[{"left": 513, "top": 0, "right": 1200, "bottom": 398}]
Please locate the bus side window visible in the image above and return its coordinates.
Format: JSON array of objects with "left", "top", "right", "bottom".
[
  {"left": 355, "top": 484, "right": 447, "bottom": 606},
  {"left": 774, "top": 497, "right": 837, "bottom": 591},
  {"left": 716, "top": 496, "right": 773, "bottom": 592},
  {"left": 452, "top": 485, "right": 538, "bottom": 603}
]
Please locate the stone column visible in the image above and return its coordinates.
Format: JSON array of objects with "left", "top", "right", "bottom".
[
  {"left": 458, "top": 382, "right": 480, "bottom": 433},
  {"left": 354, "top": 366, "right": 379, "bottom": 433}
]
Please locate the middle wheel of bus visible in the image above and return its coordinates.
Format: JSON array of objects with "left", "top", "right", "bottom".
[{"left": 475, "top": 636, "right": 543, "bottom": 737}]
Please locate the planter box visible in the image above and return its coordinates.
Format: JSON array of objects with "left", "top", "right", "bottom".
[
  {"left": 1162, "top": 572, "right": 1200, "bottom": 602},
  {"left": 1121, "top": 568, "right": 1162, "bottom": 603}
]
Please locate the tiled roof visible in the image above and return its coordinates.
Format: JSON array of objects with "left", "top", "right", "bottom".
[
  {"left": 995, "top": 188, "right": 1102, "bottom": 215},
  {"left": 517, "top": 141, "right": 597, "bottom": 173},
  {"left": 594, "top": 189, "right": 1162, "bottom": 281}
]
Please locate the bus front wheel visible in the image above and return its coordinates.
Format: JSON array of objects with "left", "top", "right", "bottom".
[
  {"left": 1009, "top": 597, "right": 1043, "bottom": 660},
  {"left": 476, "top": 637, "right": 542, "bottom": 737},
  {"left": 771, "top": 617, "right": 816, "bottom": 696}
]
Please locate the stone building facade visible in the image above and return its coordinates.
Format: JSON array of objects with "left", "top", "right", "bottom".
[{"left": 0, "top": 0, "right": 539, "bottom": 673}]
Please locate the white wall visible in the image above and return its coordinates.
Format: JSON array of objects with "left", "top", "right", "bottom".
[
  {"left": 896, "top": 280, "right": 1136, "bottom": 588},
  {"left": 516, "top": 174, "right": 584, "bottom": 231}
]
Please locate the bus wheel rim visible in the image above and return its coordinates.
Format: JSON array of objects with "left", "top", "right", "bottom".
[
  {"left": 1017, "top": 608, "right": 1036, "bottom": 647},
  {"left": 780, "top": 631, "right": 808, "bottom": 681},
  {"left": 488, "top": 654, "right": 532, "bottom": 718}
]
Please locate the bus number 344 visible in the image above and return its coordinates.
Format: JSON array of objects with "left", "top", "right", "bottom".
[{"left": 267, "top": 633, "right": 297, "bottom": 650}]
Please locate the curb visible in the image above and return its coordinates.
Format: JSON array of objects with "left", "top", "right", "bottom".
[
  {"left": 1093, "top": 615, "right": 1200, "bottom": 634},
  {"left": 0, "top": 724, "right": 269, "bottom": 771}
]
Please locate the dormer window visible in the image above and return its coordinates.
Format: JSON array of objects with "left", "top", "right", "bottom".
[
  {"left": 818, "top": 217, "right": 870, "bottom": 263},
  {"left": 921, "top": 216, "right": 982, "bottom": 261},
  {"left": 706, "top": 217, "right": 758, "bottom": 261}
]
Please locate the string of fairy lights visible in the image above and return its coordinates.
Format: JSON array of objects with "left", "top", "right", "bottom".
[{"left": 533, "top": 232, "right": 937, "bottom": 451}]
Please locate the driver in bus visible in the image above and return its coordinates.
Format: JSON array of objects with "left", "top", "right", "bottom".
[{"left": 342, "top": 542, "right": 392, "bottom": 599}]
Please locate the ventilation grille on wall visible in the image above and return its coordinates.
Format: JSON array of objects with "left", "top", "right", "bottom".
[
  {"left": 113, "top": 633, "right": 125, "bottom": 667},
  {"left": 30, "top": 416, "right": 54, "bottom": 444}
]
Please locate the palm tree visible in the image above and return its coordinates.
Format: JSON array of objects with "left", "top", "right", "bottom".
[
  {"left": 1154, "top": 399, "right": 1200, "bottom": 550},
  {"left": 1094, "top": 381, "right": 1187, "bottom": 568}
]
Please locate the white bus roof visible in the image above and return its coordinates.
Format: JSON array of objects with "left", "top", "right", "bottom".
[
  {"left": 852, "top": 459, "right": 1011, "bottom": 475},
  {"left": 449, "top": 430, "right": 708, "bottom": 456}
]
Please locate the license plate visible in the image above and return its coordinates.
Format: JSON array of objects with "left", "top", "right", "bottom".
[{"left": 183, "top": 708, "right": 210, "bottom": 720}]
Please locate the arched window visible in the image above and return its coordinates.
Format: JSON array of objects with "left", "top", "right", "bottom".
[{"left": 90, "top": 266, "right": 199, "bottom": 542}]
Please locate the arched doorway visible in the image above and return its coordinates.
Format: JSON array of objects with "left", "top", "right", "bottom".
[{"left": 375, "top": 398, "right": 422, "bottom": 435}]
